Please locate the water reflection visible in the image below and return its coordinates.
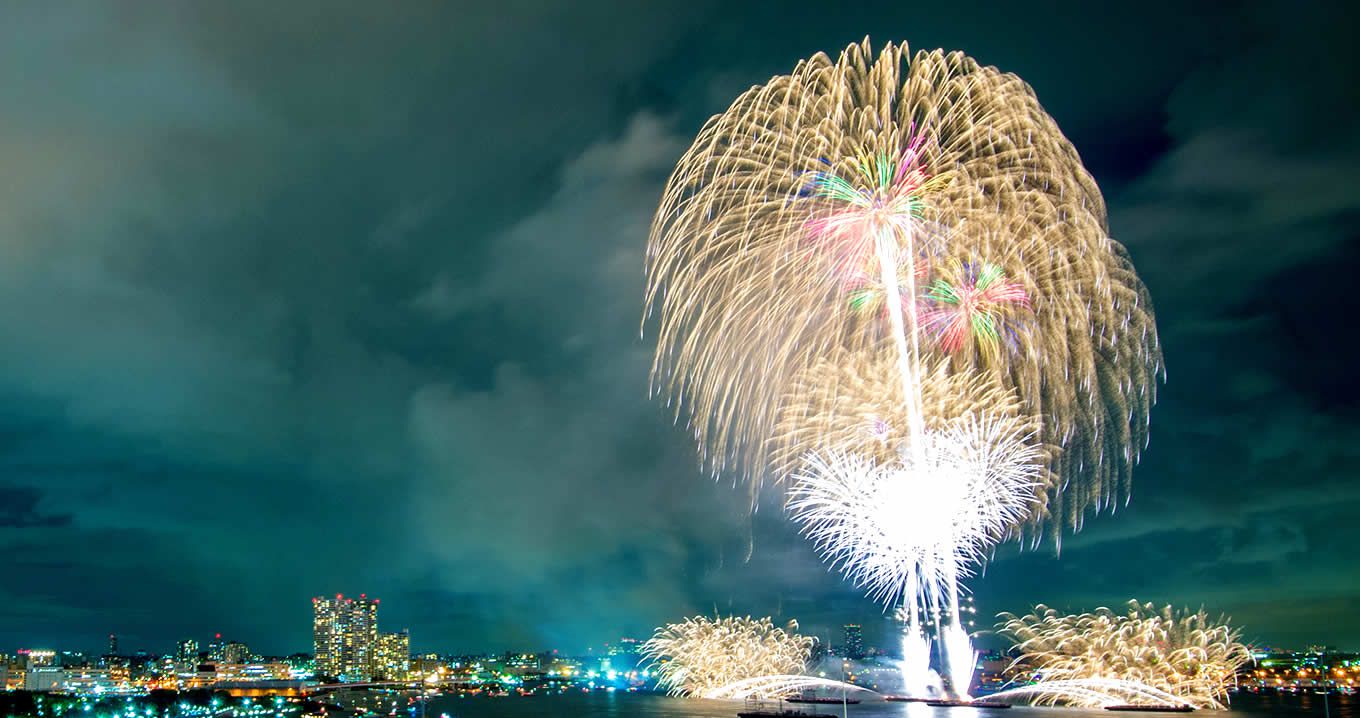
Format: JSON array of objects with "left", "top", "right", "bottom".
[{"left": 406, "top": 691, "right": 1354, "bottom": 718}]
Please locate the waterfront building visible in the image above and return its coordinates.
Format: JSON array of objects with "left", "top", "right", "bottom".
[
  {"left": 1245, "top": 650, "right": 1360, "bottom": 691},
  {"left": 0, "top": 657, "right": 22, "bottom": 692},
  {"left": 409, "top": 654, "right": 445, "bottom": 682},
  {"left": 375, "top": 630, "right": 410, "bottom": 681},
  {"left": 223, "top": 641, "right": 251, "bottom": 665},
  {"left": 58, "top": 651, "right": 88, "bottom": 668},
  {"left": 64, "top": 667, "right": 123, "bottom": 694},
  {"left": 313, "top": 594, "right": 380, "bottom": 681},
  {"left": 282, "top": 653, "right": 315, "bottom": 679},
  {"left": 206, "top": 634, "right": 228, "bottom": 664},
  {"left": 975, "top": 649, "right": 1010, "bottom": 692},
  {"left": 176, "top": 639, "right": 199, "bottom": 664},
  {"left": 21, "top": 650, "right": 55, "bottom": 670},
  {"left": 215, "top": 662, "right": 292, "bottom": 682},
  {"left": 606, "top": 639, "right": 642, "bottom": 670},
  {"left": 504, "top": 652, "right": 539, "bottom": 673},
  {"left": 843, "top": 624, "right": 864, "bottom": 659},
  {"left": 24, "top": 667, "right": 64, "bottom": 692}
]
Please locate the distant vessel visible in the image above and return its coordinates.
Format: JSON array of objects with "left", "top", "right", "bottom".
[
  {"left": 1104, "top": 705, "right": 1194, "bottom": 713},
  {"left": 737, "top": 711, "right": 836, "bottom": 718},
  {"left": 925, "top": 698, "right": 1012, "bottom": 708}
]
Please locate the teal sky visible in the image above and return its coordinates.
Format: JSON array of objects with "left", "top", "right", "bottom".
[{"left": 0, "top": 1, "right": 1356, "bottom": 656}]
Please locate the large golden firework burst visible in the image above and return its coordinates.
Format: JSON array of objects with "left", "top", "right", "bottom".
[
  {"left": 640, "top": 615, "right": 814, "bottom": 698},
  {"left": 645, "top": 38, "right": 1161, "bottom": 542},
  {"left": 997, "top": 601, "right": 1252, "bottom": 709}
]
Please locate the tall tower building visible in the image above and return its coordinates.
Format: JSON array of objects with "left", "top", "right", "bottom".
[
  {"left": 313, "top": 594, "right": 380, "bottom": 681},
  {"left": 108, "top": 634, "right": 118, "bottom": 657},
  {"left": 375, "top": 630, "right": 410, "bottom": 680},
  {"left": 314, "top": 598, "right": 340, "bottom": 677},
  {"left": 843, "top": 624, "right": 864, "bottom": 659},
  {"left": 207, "top": 634, "right": 225, "bottom": 663}
]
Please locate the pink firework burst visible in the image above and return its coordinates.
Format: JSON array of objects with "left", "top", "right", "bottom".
[
  {"left": 800, "top": 130, "right": 947, "bottom": 283},
  {"left": 921, "top": 260, "right": 1031, "bottom": 362}
]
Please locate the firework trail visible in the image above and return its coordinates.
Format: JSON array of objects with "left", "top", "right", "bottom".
[{"left": 996, "top": 601, "right": 1252, "bottom": 708}]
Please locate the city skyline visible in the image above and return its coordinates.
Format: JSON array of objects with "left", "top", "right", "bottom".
[
  {"left": 0, "top": 1, "right": 1356, "bottom": 658},
  {"left": 7, "top": 596, "right": 1352, "bottom": 661}
]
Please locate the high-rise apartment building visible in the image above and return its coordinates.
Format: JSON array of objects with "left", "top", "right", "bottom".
[
  {"left": 313, "top": 594, "right": 380, "bottom": 681},
  {"left": 375, "top": 630, "right": 410, "bottom": 680},
  {"left": 843, "top": 624, "right": 864, "bottom": 659},
  {"left": 207, "top": 634, "right": 225, "bottom": 664}
]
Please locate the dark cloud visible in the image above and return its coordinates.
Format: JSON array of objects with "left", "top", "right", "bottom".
[
  {"left": 0, "top": 0, "right": 1355, "bottom": 656},
  {"left": 0, "top": 487, "right": 70, "bottom": 529},
  {"left": 977, "top": 0, "right": 1360, "bottom": 649}
]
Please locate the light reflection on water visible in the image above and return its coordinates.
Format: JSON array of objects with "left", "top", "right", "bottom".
[{"left": 419, "top": 691, "right": 1354, "bottom": 718}]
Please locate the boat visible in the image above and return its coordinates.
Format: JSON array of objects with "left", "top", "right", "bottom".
[
  {"left": 925, "top": 699, "right": 1012, "bottom": 708},
  {"left": 883, "top": 695, "right": 931, "bottom": 702},
  {"left": 1103, "top": 705, "right": 1194, "bottom": 713},
  {"left": 787, "top": 696, "right": 860, "bottom": 705},
  {"left": 738, "top": 697, "right": 837, "bottom": 717}
]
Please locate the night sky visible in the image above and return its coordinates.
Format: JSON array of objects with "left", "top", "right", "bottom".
[{"left": 1, "top": 1, "right": 1357, "bottom": 657}]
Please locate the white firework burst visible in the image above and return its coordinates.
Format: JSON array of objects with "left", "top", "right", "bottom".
[{"left": 787, "top": 413, "right": 1040, "bottom": 605}]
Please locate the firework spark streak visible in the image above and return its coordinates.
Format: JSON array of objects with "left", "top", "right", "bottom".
[
  {"left": 996, "top": 601, "right": 1252, "bottom": 708},
  {"left": 941, "top": 623, "right": 978, "bottom": 697},
  {"left": 641, "top": 616, "right": 815, "bottom": 698},
  {"left": 986, "top": 678, "right": 1193, "bottom": 708},
  {"left": 702, "top": 675, "right": 872, "bottom": 701},
  {"left": 897, "top": 625, "right": 935, "bottom": 697}
]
